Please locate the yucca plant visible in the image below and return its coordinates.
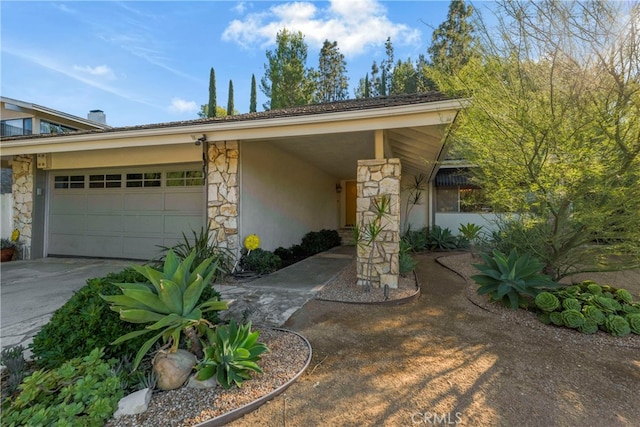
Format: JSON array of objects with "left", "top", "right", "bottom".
[
  {"left": 102, "top": 249, "right": 228, "bottom": 370},
  {"left": 196, "top": 320, "right": 269, "bottom": 389},
  {"left": 472, "top": 249, "right": 559, "bottom": 310}
]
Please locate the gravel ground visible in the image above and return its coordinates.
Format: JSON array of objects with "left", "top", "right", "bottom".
[
  {"left": 105, "top": 328, "right": 310, "bottom": 427},
  {"left": 315, "top": 259, "right": 418, "bottom": 303},
  {"left": 437, "top": 252, "right": 640, "bottom": 349}
]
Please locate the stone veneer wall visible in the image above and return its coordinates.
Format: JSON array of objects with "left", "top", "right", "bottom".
[
  {"left": 207, "top": 141, "right": 239, "bottom": 251},
  {"left": 356, "top": 158, "right": 401, "bottom": 288},
  {"left": 11, "top": 155, "right": 34, "bottom": 259}
]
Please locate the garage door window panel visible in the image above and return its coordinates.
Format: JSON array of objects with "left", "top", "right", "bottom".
[
  {"left": 167, "top": 170, "right": 204, "bottom": 186},
  {"left": 126, "top": 172, "right": 161, "bottom": 188},
  {"left": 54, "top": 175, "right": 85, "bottom": 189},
  {"left": 89, "top": 174, "right": 122, "bottom": 188}
]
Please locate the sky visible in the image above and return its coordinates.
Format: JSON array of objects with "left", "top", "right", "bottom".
[{"left": 1, "top": 1, "right": 492, "bottom": 128}]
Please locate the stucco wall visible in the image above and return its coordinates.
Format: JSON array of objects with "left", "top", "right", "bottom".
[
  {"left": 434, "top": 212, "right": 498, "bottom": 235},
  {"left": 240, "top": 140, "right": 339, "bottom": 250},
  {"left": 400, "top": 173, "right": 429, "bottom": 233}
]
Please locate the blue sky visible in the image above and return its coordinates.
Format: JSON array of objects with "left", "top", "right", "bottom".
[{"left": 1, "top": 1, "right": 490, "bottom": 128}]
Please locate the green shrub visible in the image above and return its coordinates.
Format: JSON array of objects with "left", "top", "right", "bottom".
[
  {"left": 31, "top": 266, "right": 222, "bottom": 371},
  {"left": 604, "top": 315, "right": 631, "bottom": 337},
  {"left": 472, "top": 249, "right": 558, "bottom": 309},
  {"left": 242, "top": 248, "right": 282, "bottom": 274},
  {"left": 197, "top": 320, "right": 269, "bottom": 389},
  {"left": 535, "top": 292, "right": 560, "bottom": 312},
  {"left": 274, "top": 246, "right": 293, "bottom": 261},
  {"left": 561, "top": 309, "right": 585, "bottom": 328},
  {"left": 300, "top": 229, "right": 341, "bottom": 255},
  {"left": 2, "top": 348, "right": 122, "bottom": 427}
]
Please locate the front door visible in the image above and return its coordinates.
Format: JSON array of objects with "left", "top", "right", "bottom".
[{"left": 345, "top": 181, "right": 357, "bottom": 227}]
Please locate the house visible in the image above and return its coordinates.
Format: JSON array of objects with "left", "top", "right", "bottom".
[
  {"left": 0, "top": 93, "right": 465, "bottom": 288},
  {"left": 1, "top": 97, "right": 110, "bottom": 244}
]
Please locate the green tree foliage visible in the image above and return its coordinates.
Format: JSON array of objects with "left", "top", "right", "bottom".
[
  {"left": 390, "top": 59, "right": 418, "bottom": 95},
  {"left": 315, "top": 40, "right": 349, "bottom": 102},
  {"left": 428, "top": 0, "right": 478, "bottom": 75},
  {"left": 227, "top": 80, "right": 234, "bottom": 116},
  {"left": 260, "top": 28, "right": 315, "bottom": 110},
  {"left": 198, "top": 104, "right": 228, "bottom": 118},
  {"left": 208, "top": 67, "right": 217, "bottom": 118},
  {"left": 250, "top": 74, "right": 257, "bottom": 113},
  {"left": 432, "top": 1, "right": 640, "bottom": 279}
]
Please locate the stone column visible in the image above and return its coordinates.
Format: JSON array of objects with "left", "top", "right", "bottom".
[
  {"left": 11, "top": 155, "right": 34, "bottom": 259},
  {"left": 207, "top": 141, "right": 239, "bottom": 251},
  {"left": 356, "top": 158, "right": 401, "bottom": 288}
]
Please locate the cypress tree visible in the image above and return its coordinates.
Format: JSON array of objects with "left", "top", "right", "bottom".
[
  {"left": 208, "top": 67, "right": 217, "bottom": 118},
  {"left": 250, "top": 74, "right": 257, "bottom": 113},
  {"left": 227, "top": 80, "right": 234, "bottom": 116}
]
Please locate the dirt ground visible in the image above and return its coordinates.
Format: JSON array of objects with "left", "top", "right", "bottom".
[{"left": 229, "top": 252, "right": 640, "bottom": 427}]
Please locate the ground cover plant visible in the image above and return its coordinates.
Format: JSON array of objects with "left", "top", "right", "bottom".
[{"left": 534, "top": 281, "right": 640, "bottom": 336}]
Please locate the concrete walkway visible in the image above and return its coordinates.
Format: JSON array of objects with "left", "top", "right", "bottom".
[
  {"left": 217, "top": 245, "right": 354, "bottom": 326},
  {"left": 0, "top": 246, "right": 354, "bottom": 354}
]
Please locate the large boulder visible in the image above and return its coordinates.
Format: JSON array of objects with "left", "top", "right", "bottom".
[
  {"left": 114, "top": 388, "right": 152, "bottom": 417},
  {"left": 153, "top": 350, "right": 197, "bottom": 390}
]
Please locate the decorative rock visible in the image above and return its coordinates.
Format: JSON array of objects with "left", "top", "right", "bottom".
[
  {"left": 187, "top": 373, "right": 218, "bottom": 389},
  {"left": 114, "top": 388, "right": 152, "bottom": 417},
  {"left": 153, "top": 350, "right": 197, "bottom": 391}
]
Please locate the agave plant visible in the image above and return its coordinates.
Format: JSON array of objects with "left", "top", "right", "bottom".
[
  {"left": 472, "top": 249, "right": 558, "bottom": 310},
  {"left": 102, "top": 249, "right": 228, "bottom": 370},
  {"left": 196, "top": 320, "right": 269, "bottom": 389}
]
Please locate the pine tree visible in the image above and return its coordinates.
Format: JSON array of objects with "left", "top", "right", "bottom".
[
  {"left": 250, "top": 74, "right": 257, "bottom": 113},
  {"left": 208, "top": 67, "right": 217, "bottom": 118},
  {"left": 428, "top": 0, "right": 478, "bottom": 74},
  {"left": 227, "top": 80, "right": 234, "bottom": 116},
  {"left": 260, "top": 28, "right": 315, "bottom": 110},
  {"left": 315, "top": 40, "right": 349, "bottom": 103}
]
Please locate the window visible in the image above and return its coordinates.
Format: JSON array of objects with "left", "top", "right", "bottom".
[
  {"left": 1, "top": 118, "right": 32, "bottom": 136},
  {"left": 89, "top": 174, "right": 122, "bottom": 188},
  {"left": 40, "top": 120, "right": 77, "bottom": 134},
  {"left": 166, "top": 170, "right": 204, "bottom": 186},
  {"left": 126, "top": 172, "right": 161, "bottom": 187},
  {"left": 54, "top": 175, "right": 85, "bottom": 189},
  {"left": 436, "top": 186, "right": 490, "bottom": 213}
]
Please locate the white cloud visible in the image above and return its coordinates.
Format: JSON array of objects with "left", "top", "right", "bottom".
[
  {"left": 232, "top": 2, "right": 249, "bottom": 14},
  {"left": 221, "top": 0, "right": 421, "bottom": 57},
  {"left": 73, "top": 64, "right": 115, "bottom": 79},
  {"left": 168, "top": 98, "right": 198, "bottom": 113}
]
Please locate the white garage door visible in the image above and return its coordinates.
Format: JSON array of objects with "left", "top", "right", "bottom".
[{"left": 47, "top": 164, "right": 205, "bottom": 260}]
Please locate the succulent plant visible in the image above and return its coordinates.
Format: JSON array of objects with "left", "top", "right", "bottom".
[
  {"left": 561, "top": 309, "right": 585, "bottom": 328},
  {"left": 562, "top": 298, "right": 582, "bottom": 311},
  {"left": 578, "top": 318, "right": 599, "bottom": 334},
  {"left": 549, "top": 312, "right": 564, "bottom": 326},
  {"left": 622, "top": 303, "right": 640, "bottom": 315},
  {"left": 616, "top": 289, "right": 634, "bottom": 303},
  {"left": 582, "top": 305, "right": 606, "bottom": 325},
  {"left": 586, "top": 283, "right": 603, "bottom": 295},
  {"left": 592, "top": 295, "right": 622, "bottom": 313},
  {"left": 604, "top": 315, "right": 631, "bottom": 337},
  {"left": 537, "top": 312, "right": 552, "bottom": 324},
  {"left": 472, "top": 249, "right": 558, "bottom": 310},
  {"left": 535, "top": 292, "right": 560, "bottom": 312},
  {"left": 626, "top": 313, "right": 640, "bottom": 335},
  {"left": 102, "top": 249, "right": 228, "bottom": 370},
  {"left": 197, "top": 320, "right": 269, "bottom": 389}
]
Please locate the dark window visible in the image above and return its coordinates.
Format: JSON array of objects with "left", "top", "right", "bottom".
[{"left": 166, "top": 170, "right": 204, "bottom": 186}]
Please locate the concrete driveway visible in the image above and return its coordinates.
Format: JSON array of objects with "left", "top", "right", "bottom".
[{"left": 0, "top": 257, "right": 134, "bottom": 355}]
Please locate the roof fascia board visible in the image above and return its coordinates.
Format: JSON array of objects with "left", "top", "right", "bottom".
[{"left": 1, "top": 99, "right": 464, "bottom": 155}]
